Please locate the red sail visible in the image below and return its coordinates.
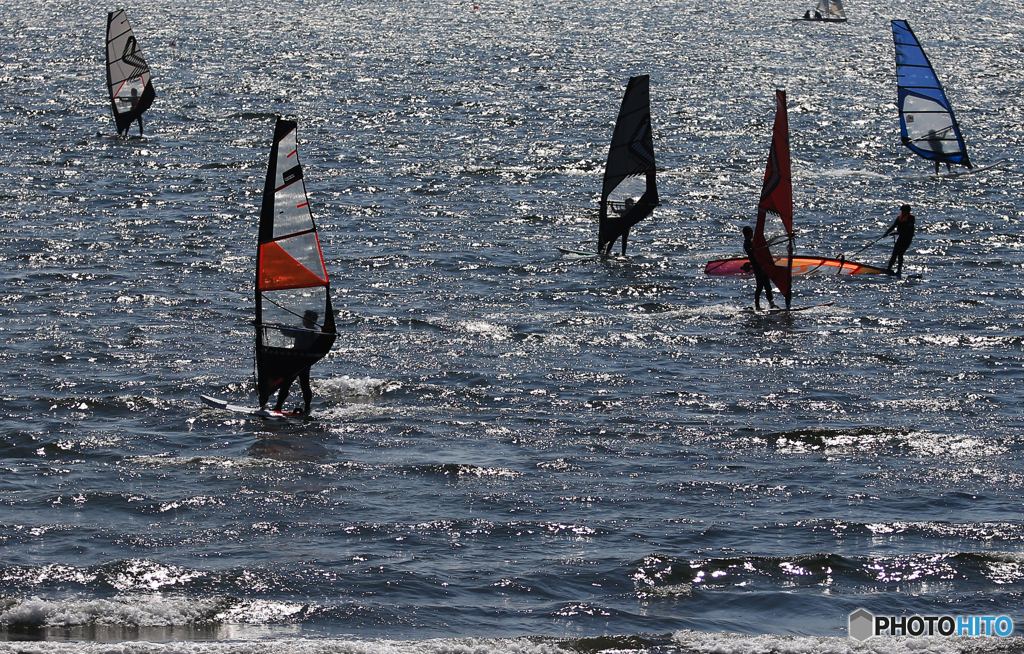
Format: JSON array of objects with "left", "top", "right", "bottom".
[{"left": 753, "top": 90, "right": 794, "bottom": 307}]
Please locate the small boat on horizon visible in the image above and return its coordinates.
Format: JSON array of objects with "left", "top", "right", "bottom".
[{"left": 794, "top": 0, "right": 847, "bottom": 22}]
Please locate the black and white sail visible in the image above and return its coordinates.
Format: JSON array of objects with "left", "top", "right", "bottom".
[
  {"left": 105, "top": 10, "right": 155, "bottom": 135},
  {"left": 597, "top": 75, "right": 659, "bottom": 255}
]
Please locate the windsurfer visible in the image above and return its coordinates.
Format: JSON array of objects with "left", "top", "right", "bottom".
[
  {"left": 117, "top": 87, "right": 145, "bottom": 136},
  {"left": 926, "top": 130, "right": 949, "bottom": 173},
  {"left": 884, "top": 204, "right": 915, "bottom": 275},
  {"left": 743, "top": 226, "right": 778, "bottom": 311},
  {"left": 273, "top": 310, "right": 321, "bottom": 415}
]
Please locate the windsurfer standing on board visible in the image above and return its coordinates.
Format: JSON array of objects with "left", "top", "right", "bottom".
[
  {"left": 884, "top": 204, "right": 915, "bottom": 276},
  {"left": 273, "top": 310, "right": 321, "bottom": 415},
  {"left": 131, "top": 86, "right": 144, "bottom": 136},
  {"left": 743, "top": 225, "right": 778, "bottom": 311},
  {"left": 118, "top": 87, "right": 144, "bottom": 137},
  {"left": 926, "top": 130, "right": 949, "bottom": 174}
]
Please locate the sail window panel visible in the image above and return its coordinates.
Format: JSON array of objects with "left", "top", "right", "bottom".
[
  {"left": 258, "top": 288, "right": 329, "bottom": 349},
  {"left": 274, "top": 131, "right": 299, "bottom": 189},
  {"left": 112, "top": 77, "right": 149, "bottom": 114},
  {"left": 276, "top": 232, "right": 328, "bottom": 282},
  {"left": 903, "top": 106, "right": 955, "bottom": 136},
  {"left": 605, "top": 175, "right": 647, "bottom": 215},
  {"left": 273, "top": 182, "right": 315, "bottom": 239}
]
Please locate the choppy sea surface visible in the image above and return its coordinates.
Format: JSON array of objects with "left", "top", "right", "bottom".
[{"left": 3, "top": 0, "right": 1024, "bottom": 652}]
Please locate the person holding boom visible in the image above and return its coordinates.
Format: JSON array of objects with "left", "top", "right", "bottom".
[{"left": 884, "top": 204, "right": 915, "bottom": 276}]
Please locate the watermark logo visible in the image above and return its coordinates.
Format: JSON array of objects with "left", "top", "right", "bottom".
[{"left": 849, "top": 609, "right": 1014, "bottom": 641}]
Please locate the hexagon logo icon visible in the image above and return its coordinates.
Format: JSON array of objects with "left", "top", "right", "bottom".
[{"left": 849, "top": 608, "right": 874, "bottom": 641}]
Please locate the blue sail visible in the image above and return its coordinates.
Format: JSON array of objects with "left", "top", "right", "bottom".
[{"left": 891, "top": 20, "right": 971, "bottom": 170}]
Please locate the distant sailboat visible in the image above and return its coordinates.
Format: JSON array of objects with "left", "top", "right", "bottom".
[
  {"left": 105, "top": 10, "right": 155, "bottom": 136},
  {"left": 596, "top": 75, "right": 659, "bottom": 256},
  {"left": 795, "top": 0, "right": 847, "bottom": 22},
  {"left": 891, "top": 20, "right": 971, "bottom": 173},
  {"left": 202, "top": 119, "right": 337, "bottom": 419},
  {"left": 705, "top": 91, "right": 843, "bottom": 310}
]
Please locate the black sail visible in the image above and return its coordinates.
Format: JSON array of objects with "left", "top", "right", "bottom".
[
  {"left": 105, "top": 10, "right": 155, "bottom": 135},
  {"left": 597, "top": 75, "right": 659, "bottom": 255},
  {"left": 254, "top": 119, "right": 336, "bottom": 408}
]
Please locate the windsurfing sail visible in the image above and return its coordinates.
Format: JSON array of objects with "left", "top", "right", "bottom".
[
  {"left": 891, "top": 20, "right": 972, "bottom": 170},
  {"left": 750, "top": 90, "right": 794, "bottom": 308},
  {"left": 818, "top": 0, "right": 846, "bottom": 19},
  {"left": 802, "top": 0, "right": 847, "bottom": 20},
  {"left": 597, "top": 75, "right": 659, "bottom": 255},
  {"left": 705, "top": 255, "right": 887, "bottom": 277},
  {"left": 255, "top": 119, "right": 336, "bottom": 409},
  {"left": 105, "top": 10, "right": 155, "bottom": 135}
]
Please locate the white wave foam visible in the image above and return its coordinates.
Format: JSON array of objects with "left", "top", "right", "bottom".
[
  {"left": 672, "top": 629, "right": 1024, "bottom": 653},
  {"left": 1, "top": 633, "right": 1020, "bottom": 654},
  {"left": 0, "top": 595, "right": 220, "bottom": 628},
  {"left": 318, "top": 375, "right": 396, "bottom": 399}
]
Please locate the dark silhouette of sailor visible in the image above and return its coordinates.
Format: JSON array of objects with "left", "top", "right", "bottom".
[
  {"left": 884, "top": 204, "right": 916, "bottom": 275},
  {"left": 926, "top": 130, "right": 950, "bottom": 173},
  {"left": 743, "top": 226, "right": 778, "bottom": 311},
  {"left": 274, "top": 310, "right": 321, "bottom": 415}
]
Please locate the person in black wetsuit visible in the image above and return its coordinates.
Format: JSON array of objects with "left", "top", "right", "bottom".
[
  {"left": 274, "top": 310, "right": 320, "bottom": 415},
  {"left": 117, "top": 87, "right": 144, "bottom": 137},
  {"left": 743, "top": 225, "right": 778, "bottom": 311},
  {"left": 884, "top": 204, "right": 915, "bottom": 275}
]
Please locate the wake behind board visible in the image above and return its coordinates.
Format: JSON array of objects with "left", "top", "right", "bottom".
[
  {"left": 767, "top": 301, "right": 835, "bottom": 314},
  {"left": 200, "top": 394, "right": 304, "bottom": 420}
]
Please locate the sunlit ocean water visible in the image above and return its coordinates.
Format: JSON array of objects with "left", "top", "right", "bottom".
[{"left": 2, "top": 0, "right": 1024, "bottom": 652}]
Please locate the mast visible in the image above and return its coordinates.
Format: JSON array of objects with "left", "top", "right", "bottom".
[
  {"left": 105, "top": 10, "right": 155, "bottom": 135},
  {"left": 891, "top": 20, "right": 972, "bottom": 170},
  {"left": 254, "top": 119, "right": 337, "bottom": 408},
  {"left": 753, "top": 90, "right": 794, "bottom": 309},
  {"left": 597, "top": 75, "right": 659, "bottom": 255}
]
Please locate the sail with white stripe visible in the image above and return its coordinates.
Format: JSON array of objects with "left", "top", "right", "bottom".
[{"left": 105, "top": 10, "right": 155, "bottom": 136}]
